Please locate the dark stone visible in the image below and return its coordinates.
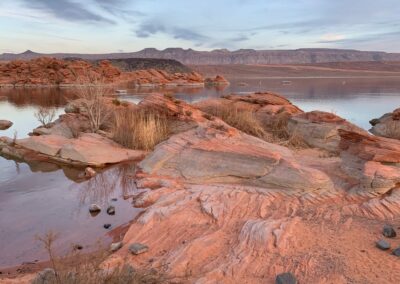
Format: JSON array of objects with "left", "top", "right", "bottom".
[
  {"left": 104, "top": 224, "right": 111, "bottom": 229},
  {"left": 107, "top": 205, "right": 115, "bottom": 215},
  {"left": 383, "top": 224, "right": 397, "bottom": 238},
  {"left": 393, "top": 247, "right": 400, "bottom": 257},
  {"left": 73, "top": 244, "right": 83, "bottom": 250},
  {"left": 369, "top": 118, "right": 380, "bottom": 126},
  {"left": 276, "top": 272, "right": 297, "bottom": 284},
  {"left": 376, "top": 239, "right": 391, "bottom": 250},
  {"left": 129, "top": 243, "right": 149, "bottom": 255},
  {"left": 89, "top": 204, "right": 101, "bottom": 213},
  {"left": 111, "top": 198, "right": 118, "bottom": 202}
]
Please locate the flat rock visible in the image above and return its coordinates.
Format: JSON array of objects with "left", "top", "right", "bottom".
[
  {"left": 0, "top": 119, "right": 13, "bottom": 130},
  {"left": 129, "top": 243, "right": 149, "bottom": 255},
  {"left": 89, "top": 204, "right": 101, "bottom": 213},
  {"left": 110, "top": 242, "right": 123, "bottom": 252},
  {"left": 17, "top": 135, "right": 67, "bottom": 156}
]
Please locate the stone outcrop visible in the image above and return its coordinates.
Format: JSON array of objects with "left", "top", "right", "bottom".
[
  {"left": 0, "top": 57, "right": 204, "bottom": 87},
  {"left": 205, "top": 75, "right": 229, "bottom": 85},
  {"left": 287, "top": 111, "right": 367, "bottom": 152},
  {"left": 369, "top": 108, "right": 400, "bottom": 139},
  {"left": 1, "top": 133, "right": 145, "bottom": 167},
  {"left": 0, "top": 119, "right": 13, "bottom": 130}
]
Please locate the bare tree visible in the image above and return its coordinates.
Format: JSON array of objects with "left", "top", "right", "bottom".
[
  {"left": 74, "top": 75, "right": 113, "bottom": 132},
  {"left": 34, "top": 107, "right": 56, "bottom": 127}
]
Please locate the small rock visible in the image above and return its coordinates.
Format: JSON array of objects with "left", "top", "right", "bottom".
[
  {"left": 32, "top": 268, "right": 56, "bottom": 284},
  {"left": 369, "top": 118, "right": 380, "bottom": 126},
  {"left": 89, "top": 204, "right": 101, "bottom": 213},
  {"left": 111, "top": 198, "right": 118, "bottom": 202},
  {"left": 129, "top": 243, "right": 149, "bottom": 255},
  {"left": 276, "top": 272, "right": 297, "bottom": 284},
  {"left": 383, "top": 224, "right": 397, "bottom": 238},
  {"left": 106, "top": 205, "right": 115, "bottom": 215},
  {"left": 376, "top": 239, "right": 391, "bottom": 250},
  {"left": 104, "top": 223, "right": 111, "bottom": 229},
  {"left": 110, "top": 242, "right": 123, "bottom": 252},
  {"left": 85, "top": 167, "right": 96, "bottom": 178},
  {"left": 393, "top": 247, "right": 400, "bottom": 257},
  {"left": 73, "top": 244, "right": 83, "bottom": 250},
  {"left": 0, "top": 120, "right": 13, "bottom": 130}
]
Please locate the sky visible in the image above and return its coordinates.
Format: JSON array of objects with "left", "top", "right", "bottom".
[{"left": 0, "top": 0, "right": 399, "bottom": 54}]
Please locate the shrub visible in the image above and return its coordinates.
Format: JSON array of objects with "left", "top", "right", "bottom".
[
  {"left": 113, "top": 108, "right": 169, "bottom": 150},
  {"left": 112, "top": 98, "right": 121, "bottom": 106},
  {"left": 34, "top": 231, "right": 165, "bottom": 284},
  {"left": 204, "top": 105, "right": 266, "bottom": 138},
  {"left": 185, "top": 110, "right": 193, "bottom": 117},
  {"left": 34, "top": 107, "right": 56, "bottom": 127}
]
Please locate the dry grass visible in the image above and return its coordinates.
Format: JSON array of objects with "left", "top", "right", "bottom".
[
  {"left": 34, "top": 231, "right": 164, "bottom": 284},
  {"left": 204, "top": 105, "right": 267, "bottom": 138},
  {"left": 113, "top": 108, "right": 169, "bottom": 151}
]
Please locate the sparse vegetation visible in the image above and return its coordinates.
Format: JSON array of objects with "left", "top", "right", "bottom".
[
  {"left": 185, "top": 110, "right": 193, "bottom": 117},
  {"left": 203, "top": 105, "right": 266, "bottom": 138},
  {"left": 34, "top": 231, "right": 165, "bottom": 284},
  {"left": 34, "top": 107, "right": 56, "bottom": 127},
  {"left": 113, "top": 108, "right": 169, "bottom": 150},
  {"left": 112, "top": 98, "right": 121, "bottom": 106}
]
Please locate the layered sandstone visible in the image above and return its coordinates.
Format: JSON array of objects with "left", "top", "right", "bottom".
[{"left": 0, "top": 57, "right": 204, "bottom": 87}]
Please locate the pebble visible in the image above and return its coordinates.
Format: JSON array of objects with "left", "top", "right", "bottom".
[
  {"left": 104, "top": 224, "right": 111, "bottom": 229},
  {"left": 383, "top": 224, "right": 397, "bottom": 238},
  {"left": 393, "top": 247, "right": 400, "bottom": 257},
  {"left": 89, "top": 204, "right": 101, "bottom": 213},
  {"left": 110, "top": 242, "right": 123, "bottom": 252},
  {"left": 106, "top": 205, "right": 115, "bottom": 215},
  {"left": 111, "top": 198, "right": 118, "bottom": 202},
  {"left": 275, "top": 272, "right": 297, "bottom": 284},
  {"left": 129, "top": 243, "right": 149, "bottom": 255},
  {"left": 376, "top": 239, "right": 391, "bottom": 250},
  {"left": 73, "top": 244, "right": 83, "bottom": 250}
]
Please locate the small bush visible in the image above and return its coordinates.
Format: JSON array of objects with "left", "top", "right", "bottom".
[
  {"left": 185, "top": 110, "right": 193, "bottom": 117},
  {"left": 204, "top": 105, "right": 266, "bottom": 138},
  {"left": 113, "top": 108, "right": 169, "bottom": 150},
  {"left": 34, "top": 107, "right": 56, "bottom": 127}
]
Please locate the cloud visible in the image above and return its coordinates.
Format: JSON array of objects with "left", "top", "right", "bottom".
[
  {"left": 319, "top": 34, "right": 346, "bottom": 43},
  {"left": 135, "top": 21, "right": 208, "bottom": 42},
  {"left": 20, "top": 0, "right": 115, "bottom": 24}
]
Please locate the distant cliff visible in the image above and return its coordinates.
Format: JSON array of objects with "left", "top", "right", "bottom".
[{"left": 2, "top": 48, "right": 400, "bottom": 65}]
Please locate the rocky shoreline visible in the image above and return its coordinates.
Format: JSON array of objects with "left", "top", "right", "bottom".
[{"left": 1, "top": 91, "right": 400, "bottom": 283}]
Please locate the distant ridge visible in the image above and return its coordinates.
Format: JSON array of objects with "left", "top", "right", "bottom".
[{"left": 2, "top": 48, "right": 400, "bottom": 65}]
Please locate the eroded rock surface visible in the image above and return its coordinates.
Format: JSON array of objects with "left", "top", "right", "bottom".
[
  {"left": 369, "top": 108, "right": 400, "bottom": 139},
  {"left": 0, "top": 120, "right": 13, "bottom": 130}
]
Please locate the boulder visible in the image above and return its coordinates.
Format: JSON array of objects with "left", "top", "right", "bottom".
[
  {"left": 0, "top": 119, "right": 13, "bottom": 130},
  {"left": 129, "top": 243, "right": 149, "bottom": 255},
  {"left": 89, "top": 204, "right": 101, "bottom": 213},
  {"left": 376, "top": 239, "right": 391, "bottom": 250},
  {"left": 383, "top": 225, "right": 397, "bottom": 238},
  {"left": 288, "top": 111, "right": 367, "bottom": 152},
  {"left": 110, "top": 242, "right": 123, "bottom": 252},
  {"left": 276, "top": 272, "right": 297, "bottom": 284},
  {"left": 370, "top": 108, "right": 400, "bottom": 139}
]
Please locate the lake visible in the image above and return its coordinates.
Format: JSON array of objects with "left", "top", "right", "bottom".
[{"left": 1, "top": 76, "right": 400, "bottom": 268}]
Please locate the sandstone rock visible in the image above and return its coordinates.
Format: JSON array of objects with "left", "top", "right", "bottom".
[
  {"left": 370, "top": 108, "right": 400, "bottom": 139},
  {"left": 276, "top": 272, "right": 297, "bottom": 284},
  {"left": 129, "top": 243, "right": 149, "bottom": 255},
  {"left": 110, "top": 242, "right": 123, "bottom": 252},
  {"left": 376, "top": 239, "right": 390, "bottom": 250},
  {"left": 0, "top": 119, "right": 13, "bottom": 130},
  {"left": 85, "top": 167, "right": 96, "bottom": 178},
  {"left": 17, "top": 135, "right": 67, "bottom": 156},
  {"left": 383, "top": 225, "right": 396, "bottom": 238},
  {"left": 287, "top": 111, "right": 367, "bottom": 152}
]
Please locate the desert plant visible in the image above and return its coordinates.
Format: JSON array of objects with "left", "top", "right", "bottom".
[
  {"left": 204, "top": 105, "right": 266, "bottom": 138},
  {"left": 74, "top": 76, "right": 113, "bottom": 132},
  {"left": 113, "top": 108, "right": 169, "bottom": 151},
  {"left": 34, "top": 107, "right": 56, "bottom": 127},
  {"left": 34, "top": 231, "right": 165, "bottom": 284}
]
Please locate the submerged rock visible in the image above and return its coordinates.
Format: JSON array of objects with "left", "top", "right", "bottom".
[
  {"left": 0, "top": 120, "right": 13, "bottom": 130},
  {"left": 276, "top": 272, "right": 297, "bottom": 284},
  {"left": 106, "top": 205, "right": 115, "bottom": 215},
  {"left": 104, "top": 223, "right": 111, "bottom": 229},
  {"left": 89, "top": 204, "right": 101, "bottom": 213},
  {"left": 129, "top": 243, "right": 149, "bottom": 255}
]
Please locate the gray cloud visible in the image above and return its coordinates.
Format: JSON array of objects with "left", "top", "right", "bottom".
[
  {"left": 21, "top": 0, "right": 115, "bottom": 24},
  {"left": 94, "top": 0, "right": 145, "bottom": 21},
  {"left": 135, "top": 21, "right": 208, "bottom": 42}
]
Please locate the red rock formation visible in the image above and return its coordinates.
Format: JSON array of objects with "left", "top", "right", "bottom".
[
  {"left": 205, "top": 75, "right": 229, "bottom": 85},
  {"left": 0, "top": 57, "right": 204, "bottom": 87}
]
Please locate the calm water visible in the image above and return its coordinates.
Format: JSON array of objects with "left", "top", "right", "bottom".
[{"left": 1, "top": 77, "right": 400, "bottom": 268}]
